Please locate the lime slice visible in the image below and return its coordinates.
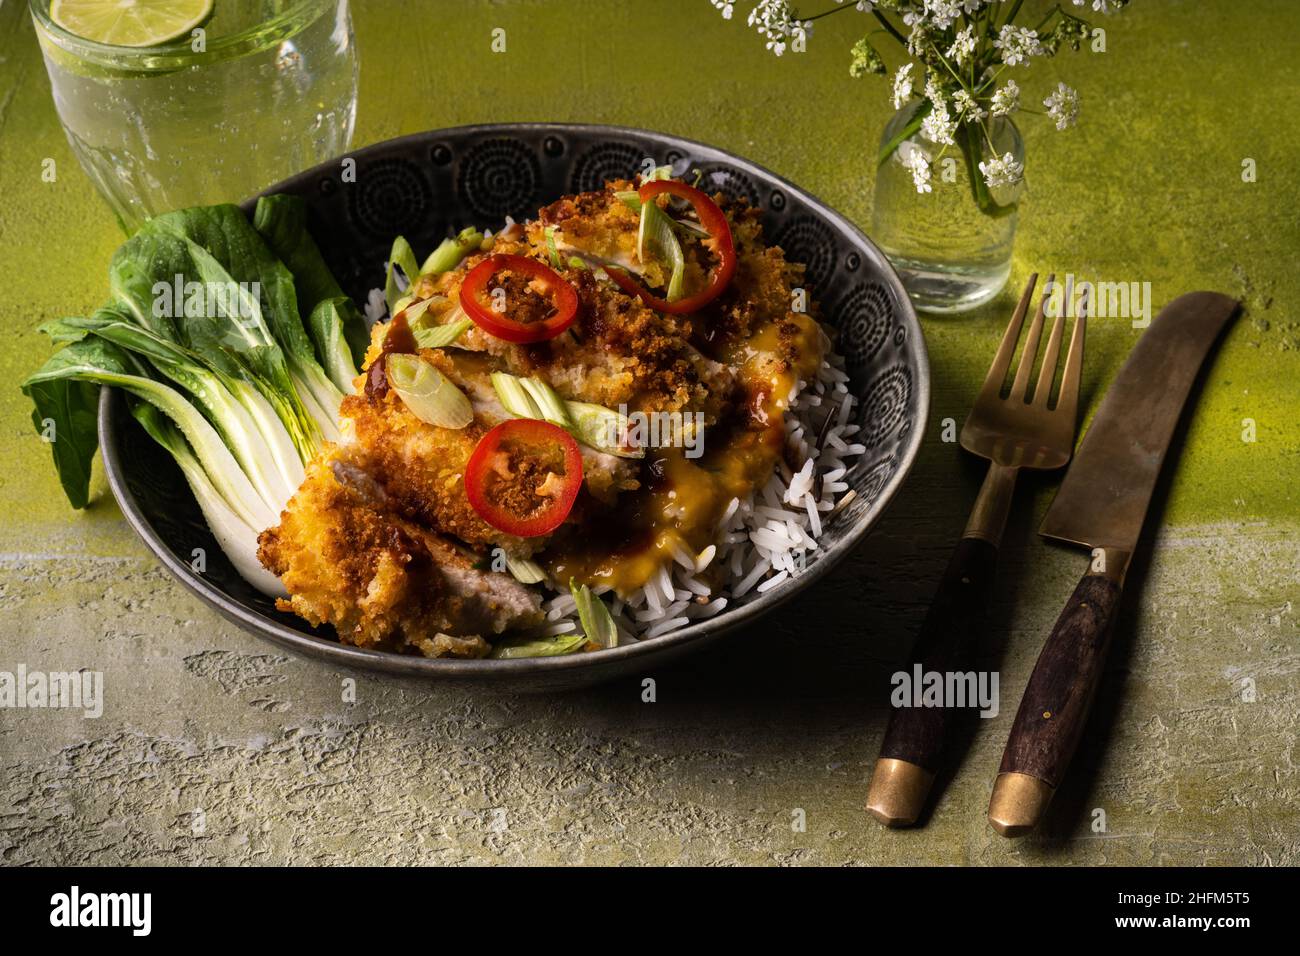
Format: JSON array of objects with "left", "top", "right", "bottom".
[{"left": 50, "top": 0, "right": 215, "bottom": 48}]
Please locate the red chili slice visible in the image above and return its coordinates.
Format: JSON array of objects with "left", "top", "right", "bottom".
[
  {"left": 459, "top": 253, "right": 579, "bottom": 344},
  {"left": 464, "top": 419, "right": 584, "bottom": 538},
  {"left": 607, "top": 180, "right": 737, "bottom": 314}
]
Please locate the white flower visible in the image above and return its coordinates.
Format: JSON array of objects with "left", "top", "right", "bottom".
[
  {"left": 946, "top": 26, "right": 976, "bottom": 66},
  {"left": 994, "top": 24, "right": 1043, "bottom": 66},
  {"left": 920, "top": 73, "right": 956, "bottom": 144},
  {"left": 923, "top": 73, "right": 945, "bottom": 106},
  {"left": 1074, "top": 0, "right": 1117, "bottom": 11},
  {"left": 891, "top": 63, "right": 915, "bottom": 109},
  {"left": 989, "top": 79, "right": 1020, "bottom": 116},
  {"left": 835, "top": 0, "right": 875, "bottom": 9},
  {"left": 899, "top": 143, "right": 933, "bottom": 194},
  {"left": 952, "top": 89, "right": 987, "bottom": 124},
  {"left": 922, "top": 0, "right": 963, "bottom": 30},
  {"left": 921, "top": 103, "right": 956, "bottom": 145},
  {"left": 906, "top": 22, "right": 931, "bottom": 57},
  {"left": 979, "top": 152, "right": 1024, "bottom": 189},
  {"left": 746, "top": 0, "right": 804, "bottom": 56},
  {"left": 1043, "top": 82, "right": 1080, "bottom": 130},
  {"left": 710, "top": 0, "right": 734, "bottom": 20}
]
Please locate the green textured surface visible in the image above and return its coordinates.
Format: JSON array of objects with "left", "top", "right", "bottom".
[{"left": 0, "top": 0, "right": 1296, "bottom": 865}]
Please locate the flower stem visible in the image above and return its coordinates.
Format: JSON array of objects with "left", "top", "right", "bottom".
[
  {"left": 957, "top": 123, "right": 1017, "bottom": 220},
  {"left": 876, "top": 101, "right": 931, "bottom": 168},
  {"left": 871, "top": 9, "right": 908, "bottom": 47}
]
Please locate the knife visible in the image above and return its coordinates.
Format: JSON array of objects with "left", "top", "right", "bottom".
[{"left": 988, "top": 291, "right": 1239, "bottom": 836}]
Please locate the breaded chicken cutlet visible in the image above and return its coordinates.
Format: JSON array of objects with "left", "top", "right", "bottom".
[{"left": 258, "top": 175, "right": 825, "bottom": 657}]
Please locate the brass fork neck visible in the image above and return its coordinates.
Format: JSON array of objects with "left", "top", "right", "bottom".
[{"left": 963, "top": 462, "right": 1019, "bottom": 545}]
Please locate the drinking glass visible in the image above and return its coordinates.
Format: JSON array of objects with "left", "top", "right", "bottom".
[{"left": 30, "top": 0, "right": 359, "bottom": 233}]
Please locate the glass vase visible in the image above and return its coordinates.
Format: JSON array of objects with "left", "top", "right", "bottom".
[{"left": 871, "top": 99, "right": 1023, "bottom": 314}]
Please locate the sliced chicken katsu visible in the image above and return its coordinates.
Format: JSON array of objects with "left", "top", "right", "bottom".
[
  {"left": 258, "top": 176, "right": 826, "bottom": 655},
  {"left": 257, "top": 453, "right": 543, "bottom": 656}
]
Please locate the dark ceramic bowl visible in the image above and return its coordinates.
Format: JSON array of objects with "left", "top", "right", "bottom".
[{"left": 98, "top": 123, "right": 928, "bottom": 691}]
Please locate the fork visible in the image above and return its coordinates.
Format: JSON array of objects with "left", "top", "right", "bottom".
[{"left": 865, "top": 273, "right": 1088, "bottom": 827}]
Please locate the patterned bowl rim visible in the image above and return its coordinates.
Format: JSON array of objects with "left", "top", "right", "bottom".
[{"left": 99, "top": 122, "right": 929, "bottom": 678}]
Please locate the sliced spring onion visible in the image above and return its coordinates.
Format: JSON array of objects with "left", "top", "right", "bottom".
[
  {"left": 491, "top": 370, "right": 542, "bottom": 419},
  {"left": 401, "top": 296, "right": 435, "bottom": 325},
  {"left": 519, "top": 376, "right": 573, "bottom": 429},
  {"left": 615, "top": 190, "right": 642, "bottom": 214},
  {"left": 412, "top": 317, "right": 472, "bottom": 350},
  {"left": 489, "top": 633, "right": 588, "bottom": 659},
  {"left": 616, "top": 167, "right": 671, "bottom": 211},
  {"left": 638, "top": 199, "right": 686, "bottom": 302},
  {"left": 544, "top": 226, "right": 561, "bottom": 269},
  {"left": 386, "top": 353, "right": 473, "bottom": 429},
  {"left": 617, "top": 190, "right": 709, "bottom": 238},
  {"left": 384, "top": 236, "right": 421, "bottom": 314},
  {"left": 490, "top": 372, "right": 641, "bottom": 457},
  {"left": 419, "top": 227, "right": 485, "bottom": 276},
  {"left": 566, "top": 401, "right": 645, "bottom": 459},
  {"left": 571, "top": 579, "right": 618, "bottom": 649},
  {"left": 504, "top": 554, "right": 546, "bottom": 585}
]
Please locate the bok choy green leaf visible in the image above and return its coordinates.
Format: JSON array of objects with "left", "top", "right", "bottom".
[
  {"left": 252, "top": 194, "right": 370, "bottom": 379},
  {"left": 23, "top": 336, "right": 277, "bottom": 531}
]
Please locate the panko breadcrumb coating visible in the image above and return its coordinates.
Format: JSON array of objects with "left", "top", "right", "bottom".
[{"left": 258, "top": 179, "right": 824, "bottom": 656}]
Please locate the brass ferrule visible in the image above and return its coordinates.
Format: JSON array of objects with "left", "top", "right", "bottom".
[
  {"left": 988, "top": 772, "right": 1055, "bottom": 837},
  {"left": 865, "top": 758, "right": 935, "bottom": 828}
]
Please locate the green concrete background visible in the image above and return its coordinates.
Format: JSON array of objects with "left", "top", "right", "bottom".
[{"left": 0, "top": 0, "right": 1296, "bottom": 865}]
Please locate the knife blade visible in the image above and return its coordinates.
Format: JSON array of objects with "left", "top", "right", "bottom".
[{"left": 988, "top": 291, "right": 1239, "bottom": 836}]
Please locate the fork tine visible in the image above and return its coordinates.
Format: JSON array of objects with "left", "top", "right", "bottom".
[
  {"left": 1056, "top": 285, "right": 1089, "bottom": 423},
  {"left": 980, "top": 273, "right": 1037, "bottom": 399},
  {"left": 1008, "top": 273, "right": 1053, "bottom": 402},
  {"left": 1033, "top": 279, "right": 1069, "bottom": 406}
]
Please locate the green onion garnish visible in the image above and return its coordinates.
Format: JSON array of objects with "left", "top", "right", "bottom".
[
  {"left": 412, "top": 317, "right": 472, "bottom": 350},
  {"left": 489, "top": 633, "right": 588, "bottom": 659},
  {"left": 504, "top": 554, "right": 546, "bottom": 585},
  {"left": 386, "top": 353, "right": 473, "bottom": 429},
  {"left": 491, "top": 370, "right": 542, "bottom": 419},
  {"left": 566, "top": 401, "right": 644, "bottom": 459},
  {"left": 637, "top": 199, "right": 686, "bottom": 302},
  {"left": 384, "top": 236, "right": 421, "bottom": 314},
  {"left": 519, "top": 376, "right": 573, "bottom": 429},
  {"left": 544, "top": 226, "right": 562, "bottom": 269},
  {"left": 571, "top": 579, "right": 618, "bottom": 649}
]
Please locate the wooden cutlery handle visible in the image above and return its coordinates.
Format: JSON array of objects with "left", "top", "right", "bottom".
[
  {"left": 866, "top": 535, "right": 998, "bottom": 826},
  {"left": 989, "top": 550, "right": 1129, "bottom": 836}
]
